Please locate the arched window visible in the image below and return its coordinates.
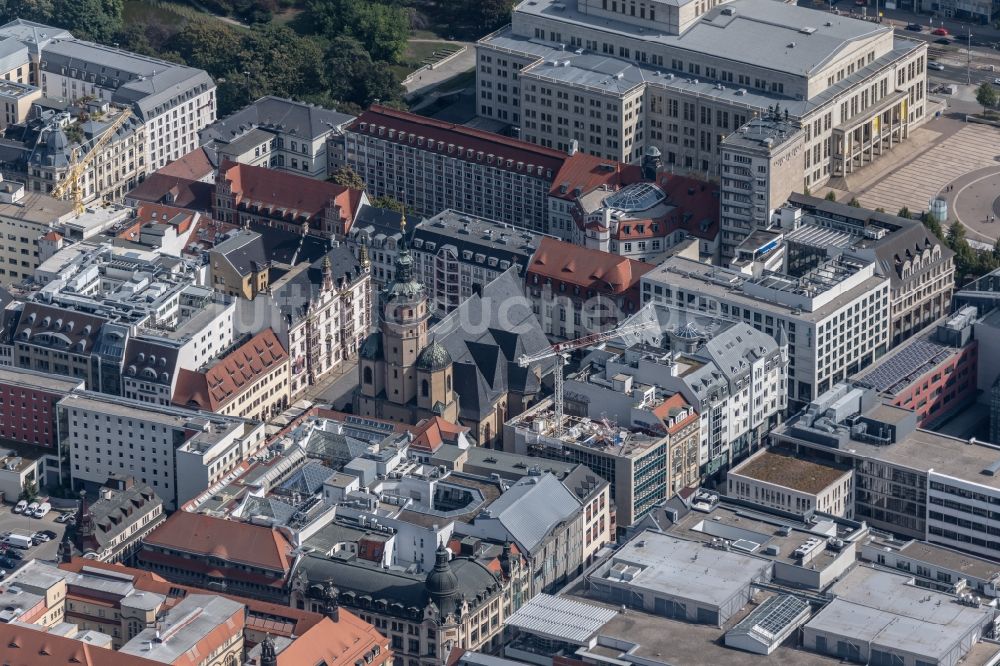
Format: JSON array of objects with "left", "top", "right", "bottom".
[
  {"left": 421, "top": 379, "right": 429, "bottom": 397},
  {"left": 363, "top": 366, "right": 373, "bottom": 384},
  {"left": 446, "top": 374, "right": 452, "bottom": 392}
]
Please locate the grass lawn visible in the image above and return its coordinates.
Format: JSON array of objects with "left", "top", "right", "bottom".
[
  {"left": 270, "top": 7, "right": 302, "bottom": 26},
  {"left": 391, "top": 40, "right": 461, "bottom": 79},
  {"left": 123, "top": 0, "right": 192, "bottom": 27}
]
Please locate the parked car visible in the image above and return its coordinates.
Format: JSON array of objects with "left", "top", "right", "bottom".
[
  {"left": 0, "top": 557, "right": 16, "bottom": 570},
  {"left": 0, "top": 570, "right": 7, "bottom": 580},
  {"left": 935, "top": 37, "right": 952, "bottom": 45},
  {"left": 3, "top": 534, "right": 32, "bottom": 550},
  {"left": 31, "top": 502, "right": 50, "bottom": 519},
  {"left": 3, "top": 548, "right": 23, "bottom": 560},
  {"left": 932, "top": 27, "right": 950, "bottom": 36},
  {"left": 906, "top": 23, "right": 923, "bottom": 31},
  {"left": 12, "top": 500, "right": 26, "bottom": 514},
  {"left": 25, "top": 502, "right": 38, "bottom": 516},
  {"left": 40, "top": 530, "right": 56, "bottom": 541},
  {"left": 55, "top": 512, "right": 74, "bottom": 523},
  {"left": 32, "top": 531, "right": 50, "bottom": 544},
  {"left": 928, "top": 61, "right": 946, "bottom": 70},
  {"left": 994, "top": 77, "right": 1000, "bottom": 84}
]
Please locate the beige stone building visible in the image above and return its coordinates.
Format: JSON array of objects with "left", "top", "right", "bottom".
[
  {"left": 0, "top": 184, "right": 75, "bottom": 285},
  {"left": 727, "top": 447, "right": 853, "bottom": 518},
  {"left": 0, "top": 79, "right": 39, "bottom": 129},
  {"left": 477, "top": 0, "right": 927, "bottom": 187},
  {"left": 173, "top": 327, "right": 290, "bottom": 423},
  {"left": 208, "top": 229, "right": 270, "bottom": 300},
  {"left": 719, "top": 115, "right": 805, "bottom": 259}
]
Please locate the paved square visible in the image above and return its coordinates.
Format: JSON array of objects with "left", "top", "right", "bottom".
[{"left": 855, "top": 123, "right": 1000, "bottom": 216}]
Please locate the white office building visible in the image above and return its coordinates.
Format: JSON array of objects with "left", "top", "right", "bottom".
[
  {"left": 641, "top": 254, "right": 889, "bottom": 408},
  {"left": 59, "top": 391, "right": 265, "bottom": 510}
]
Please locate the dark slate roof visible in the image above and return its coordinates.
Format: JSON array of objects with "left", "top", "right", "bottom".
[
  {"left": 296, "top": 552, "right": 502, "bottom": 619},
  {"left": 15, "top": 302, "right": 108, "bottom": 356},
  {"left": 80, "top": 483, "right": 162, "bottom": 554},
  {"left": 559, "top": 465, "right": 608, "bottom": 504},
  {"left": 199, "top": 96, "right": 354, "bottom": 145},
  {"left": 786, "top": 192, "right": 954, "bottom": 290},
  {"left": 122, "top": 337, "right": 179, "bottom": 388},
  {"left": 251, "top": 225, "right": 331, "bottom": 267},
  {"left": 417, "top": 340, "right": 452, "bottom": 371},
  {"left": 412, "top": 211, "right": 540, "bottom": 275},
  {"left": 353, "top": 204, "right": 406, "bottom": 239},
  {"left": 211, "top": 230, "right": 268, "bottom": 276},
  {"left": 271, "top": 244, "right": 364, "bottom": 324},
  {"left": 431, "top": 268, "right": 552, "bottom": 420}
]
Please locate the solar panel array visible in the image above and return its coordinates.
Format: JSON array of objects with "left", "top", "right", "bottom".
[{"left": 857, "top": 338, "right": 953, "bottom": 396}]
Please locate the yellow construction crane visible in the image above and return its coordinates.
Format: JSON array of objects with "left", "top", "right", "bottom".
[{"left": 51, "top": 105, "right": 133, "bottom": 214}]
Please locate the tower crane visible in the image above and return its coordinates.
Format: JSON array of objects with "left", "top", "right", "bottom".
[
  {"left": 517, "top": 319, "right": 659, "bottom": 430},
  {"left": 51, "top": 106, "right": 133, "bottom": 214}
]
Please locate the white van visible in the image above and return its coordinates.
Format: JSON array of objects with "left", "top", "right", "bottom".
[
  {"left": 31, "top": 502, "right": 50, "bottom": 519},
  {"left": 12, "top": 500, "right": 26, "bottom": 514}
]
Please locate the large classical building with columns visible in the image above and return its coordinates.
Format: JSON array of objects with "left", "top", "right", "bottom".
[{"left": 477, "top": 0, "right": 926, "bottom": 192}]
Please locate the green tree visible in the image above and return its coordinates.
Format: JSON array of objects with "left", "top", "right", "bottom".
[
  {"left": 170, "top": 22, "right": 242, "bottom": 75},
  {"left": 921, "top": 212, "right": 945, "bottom": 241},
  {"left": 992, "top": 236, "right": 1000, "bottom": 262},
  {"left": 460, "top": 0, "right": 516, "bottom": 33},
  {"left": 49, "top": 0, "right": 123, "bottom": 43},
  {"left": 329, "top": 165, "right": 365, "bottom": 190},
  {"left": 19, "top": 478, "right": 37, "bottom": 502},
  {"left": 825, "top": 191, "right": 837, "bottom": 201},
  {"left": 321, "top": 38, "right": 404, "bottom": 108},
  {"left": 372, "top": 195, "right": 405, "bottom": 213},
  {"left": 976, "top": 82, "right": 997, "bottom": 113},
  {"left": 897, "top": 206, "right": 911, "bottom": 219},
  {"left": 875, "top": 207, "right": 886, "bottom": 213},
  {"left": 946, "top": 220, "right": 966, "bottom": 248},
  {"left": 305, "top": 0, "right": 409, "bottom": 63},
  {"left": 847, "top": 197, "right": 861, "bottom": 207}
]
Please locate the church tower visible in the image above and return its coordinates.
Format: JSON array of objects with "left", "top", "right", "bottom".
[{"left": 380, "top": 211, "right": 429, "bottom": 407}]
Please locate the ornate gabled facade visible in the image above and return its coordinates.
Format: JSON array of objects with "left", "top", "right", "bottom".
[
  {"left": 291, "top": 543, "right": 527, "bottom": 666},
  {"left": 270, "top": 244, "right": 373, "bottom": 399}
]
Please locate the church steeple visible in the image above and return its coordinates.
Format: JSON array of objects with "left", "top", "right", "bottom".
[{"left": 394, "top": 209, "right": 414, "bottom": 284}]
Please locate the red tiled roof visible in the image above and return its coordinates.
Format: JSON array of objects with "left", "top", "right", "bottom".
[
  {"left": 127, "top": 173, "right": 214, "bottom": 211},
  {"left": 0, "top": 623, "right": 157, "bottom": 665},
  {"left": 138, "top": 550, "right": 288, "bottom": 588},
  {"left": 172, "top": 328, "right": 288, "bottom": 412},
  {"left": 219, "top": 160, "right": 364, "bottom": 228},
  {"left": 549, "top": 153, "right": 644, "bottom": 201},
  {"left": 351, "top": 105, "right": 568, "bottom": 179},
  {"left": 652, "top": 393, "right": 699, "bottom": 434},
  {"left": 135, "top": 203, "right": 198, "bottom": 234},
  {"left": 158, "top": 146, "right": 215, "bottom": 181},
  {"left": 528, "top": 236, "right": 656, "bottom": 294},
  {"left": 182, "top": 217, "right": 240, "bottom": 256},
  {"left": 276, "top": 616, "right": 389, "bottom": 666},
  {"left": 60, "top": 558, "right": 321, "bottom": 637},
  {"left": 141, "top": 510, "right": 294, "bottom": 572},
  {"left": 42, "top": 231, "right": 62, "bottom": 241},
  {"left": 658, "top": 174, "right": 719, "bottom": 241},
  {"left": 409, "top": 416, "right": 469, "bottom": 453}
]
